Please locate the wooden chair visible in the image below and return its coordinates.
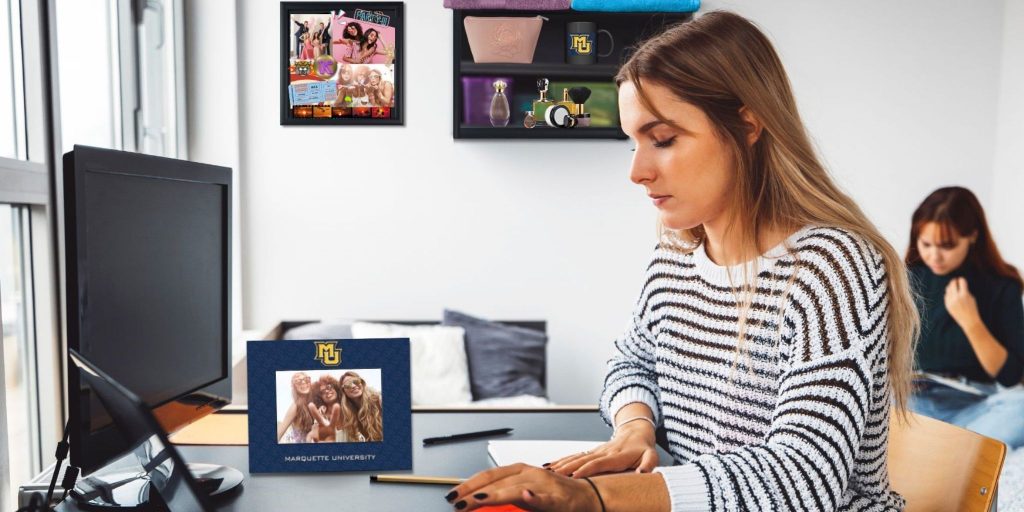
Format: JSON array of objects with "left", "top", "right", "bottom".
[{"left": 888, "top": 411, "right": 1007, "bottom": 512}]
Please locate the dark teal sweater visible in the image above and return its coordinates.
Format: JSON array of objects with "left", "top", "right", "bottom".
[{"left": 910, "top": 263, "right": 1024, "bottom": 386}]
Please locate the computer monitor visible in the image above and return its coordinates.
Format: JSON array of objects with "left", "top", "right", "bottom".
[{"left": 63, "top": 145, "right": 232, "bottom": 476}]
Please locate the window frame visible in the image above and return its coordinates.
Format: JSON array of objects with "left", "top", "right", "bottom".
[
  {"left": 2, "top": 0, "right": 27, "bottom": 160},
  {"left": 3, "top": 0, "right": 193, "bottom": 503},
  {"left": 0, "top": 159, "right": 46, "bottom": 205},
  {"left": 0, "top": 0, "right": 65, "bottom": 500}
]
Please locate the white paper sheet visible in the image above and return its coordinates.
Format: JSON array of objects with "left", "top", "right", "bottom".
[{"left": 487, "top": 440, "right": 605, "bottom": 467}]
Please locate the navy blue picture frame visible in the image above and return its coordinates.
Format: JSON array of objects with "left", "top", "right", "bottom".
[{"left": 247, "top": 339, "right": 411, "bottom": 473}]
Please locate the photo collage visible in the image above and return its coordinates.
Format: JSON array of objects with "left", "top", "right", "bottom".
[{"left": 288, "top": 9, "right": 397, "bottom": 120}]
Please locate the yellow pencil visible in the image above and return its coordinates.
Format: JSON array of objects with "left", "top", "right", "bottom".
[{"left": 369, "top": 475, "right": 465, "bottom": 485}]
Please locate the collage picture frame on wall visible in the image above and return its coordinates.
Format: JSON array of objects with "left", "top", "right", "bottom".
[{"left": 280, "top": 2, "right": 405, "bottom": 125}]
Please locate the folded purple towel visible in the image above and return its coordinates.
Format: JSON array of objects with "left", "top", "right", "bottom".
[{"left": 444, "top": 0, "right": 571, "bottom": 10}]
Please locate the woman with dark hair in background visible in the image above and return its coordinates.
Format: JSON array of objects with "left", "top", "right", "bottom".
[{"left": 907, "top": 186, "right": 1024, "bottom": 449}]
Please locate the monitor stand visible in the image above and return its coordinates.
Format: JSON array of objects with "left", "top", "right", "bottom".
[{"left": 71, "top": 440, "right": 243, "bottom": 509}]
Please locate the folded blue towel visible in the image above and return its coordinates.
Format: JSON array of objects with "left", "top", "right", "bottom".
[
  {"left": 444, "top": 0, "right": 571, "bottom": 9},
  {"left": 571, "top": 0, "right": 698, "bottom": 12}
]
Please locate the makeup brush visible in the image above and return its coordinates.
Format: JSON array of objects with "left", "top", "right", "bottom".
[
  {"left": 568, "top": 87, "right": 592, "bottom": 115},
  {"left": 568, "top": 87, "right": 592, "bottom": 126}
]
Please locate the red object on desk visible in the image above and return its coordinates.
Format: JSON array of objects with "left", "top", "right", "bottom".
[{"left": 476, "top": 506, "right": 526, "bottom": 511}]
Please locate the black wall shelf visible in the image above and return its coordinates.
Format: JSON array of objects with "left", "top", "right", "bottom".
[
  {"left": 460, "top": 62, "right": 619, "bottom": 79},
  {"left": 458, "top": 126, "right": 626, "bottom": 140},
  {"left": 452, "top": 9, "right": 691, "bottom": 140}
]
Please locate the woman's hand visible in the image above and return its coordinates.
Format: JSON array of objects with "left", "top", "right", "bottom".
[
  {"left": 308, "top": 402, "right": 329, "bottom": 425},
  {"left": 548, "top": 421, "right": 659, "bottom": 478},
  {"left": 945, "top": 277, "right": 982, "bottom": 329},
  {"left": 446, "top": 463, "right": 598, "bottom": 511}
]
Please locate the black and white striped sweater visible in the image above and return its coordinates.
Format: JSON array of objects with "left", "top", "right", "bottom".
[{"left": 599, "top": 226, "right": 905, "bottom": 511}]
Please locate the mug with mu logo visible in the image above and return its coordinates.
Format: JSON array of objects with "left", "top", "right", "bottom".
[{"left": 566, "top": 21, "right": 615, "bottom": 65}]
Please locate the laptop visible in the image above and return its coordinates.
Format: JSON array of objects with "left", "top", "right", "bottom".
[{"left": 68, "top": 349, "right": 216, "bottom": 511}]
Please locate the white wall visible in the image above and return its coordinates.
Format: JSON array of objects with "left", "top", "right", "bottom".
[
  {"left": 990, "top": 0, "right": 1024, "bottom": 269},
  {"left": 705, "top": 1, "right": 1005, "bottom": 246},
  {"left": 185, "top": 0, "right": 244, "bottom": 340},
  {"left": 235, "top": 0, "right": 1010, "bottom": 404}
]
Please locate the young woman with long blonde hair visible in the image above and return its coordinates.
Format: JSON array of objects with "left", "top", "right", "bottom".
[
  {"left": 276, "top": 372, "right": 316, "bottom": 444},
  {"left": 338, "top": 371, "right": 383, "bottom": 442},
  {"left": 448, "top": 11, "right": 918, "bottom": 511}
]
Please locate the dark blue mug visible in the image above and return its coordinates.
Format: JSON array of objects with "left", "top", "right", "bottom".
[{"left": 566, "top": 21, "right": 614, "bottom": 65}]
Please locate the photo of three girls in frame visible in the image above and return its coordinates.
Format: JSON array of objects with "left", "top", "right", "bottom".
[
  {"left": 291, "top": 11, "right": 395, "bottom": 65},
  {"left": 277, "top": 369, "right": 384, "bottom": 444}
]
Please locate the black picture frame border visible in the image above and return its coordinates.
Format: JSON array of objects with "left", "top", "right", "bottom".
[{"left": 280, "top": 1, "right": 405, "bottom": 126}]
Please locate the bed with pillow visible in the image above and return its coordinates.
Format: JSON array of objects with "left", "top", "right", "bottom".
[{"left": 265, "top": 310, "right": 552, "bottom": 408}]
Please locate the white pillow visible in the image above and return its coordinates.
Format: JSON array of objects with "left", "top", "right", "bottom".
[{"left": 350, "top": 322, "right": 472, "bottom": 406}]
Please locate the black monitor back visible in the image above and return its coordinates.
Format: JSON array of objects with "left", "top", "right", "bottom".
[{"left": 64, "top": 145, "right": 232, "bottom": 474}]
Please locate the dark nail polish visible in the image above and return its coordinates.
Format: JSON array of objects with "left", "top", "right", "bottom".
[
  {"left": 455, "top": 500, "right": 468, "bottom": 510},
  {"left": 542, "top": 462, "right": 551, "bottom": 467},
  {"left": 473, "top": 493, "right": 488, "bottom": 500},
  {"left": 444, "top": 491, "right": 457, "bottom": 502}
]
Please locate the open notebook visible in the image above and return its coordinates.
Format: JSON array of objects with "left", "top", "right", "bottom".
[{"left": 488, "top": 440, "right": 605, "bottom": 467}]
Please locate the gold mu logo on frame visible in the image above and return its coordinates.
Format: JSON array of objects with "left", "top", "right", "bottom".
[{"left": 314, "top": 341, "right": 342, "bottom": 366}]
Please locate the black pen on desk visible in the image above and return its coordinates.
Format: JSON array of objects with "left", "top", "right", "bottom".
[{"left": 422, "top": 427, "right": 513, "bottom": 446}]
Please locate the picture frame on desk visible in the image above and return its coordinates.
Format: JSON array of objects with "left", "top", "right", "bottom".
[
  {"left": 246, "top": 338, "right": 412, "bottom": 473},
  {"left": 280, "top": 2, "right": 405, "bottom": 125}
]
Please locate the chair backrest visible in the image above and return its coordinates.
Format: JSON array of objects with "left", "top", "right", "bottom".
[{"left": 887, "top": 411, "right": 1007, "bottom": 512}]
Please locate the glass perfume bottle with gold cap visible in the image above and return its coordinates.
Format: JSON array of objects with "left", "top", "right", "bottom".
[
  {"left": 557, "top": 88, "right": 577, "bottom": 116},
  {"left": 532, "top": 78, "right": 553, "bottom": 126},
  {"left": 489, "top": 80, "right": 510, "bottom": 127}
]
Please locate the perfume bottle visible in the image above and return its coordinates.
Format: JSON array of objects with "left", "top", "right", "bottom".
[
  {"left": 523, "top": 111, "right": 537, "bottom": 129},
  {"left": 557, "top": 88, "right": 577, "bottom": 116},
  {"left": 531, "top": 78, "right": 553, "bottom": 126},
  {"left": 489, "top": 80, "right": 510, "bottom": 127}
]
